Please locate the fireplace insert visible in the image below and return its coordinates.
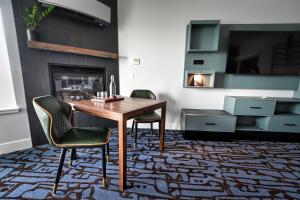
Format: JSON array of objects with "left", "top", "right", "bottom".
[
  {"left": 49, "top": 64, "right": 106, "bottom": 101},
  {"left": 48, "top": 64, "right": 116, "bottom": 128}
]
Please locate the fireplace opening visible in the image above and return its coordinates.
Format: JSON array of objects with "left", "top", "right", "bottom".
[
  {"left": 49, "top": 64, "right": 106, "bottom": 101},
  {"left": 48, "top": 63, "right": 116, "bottom": 129}
]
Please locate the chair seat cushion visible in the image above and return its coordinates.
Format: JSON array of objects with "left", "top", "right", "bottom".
[
  {"left": 134, "top": 112, "right": 161, "bottom": 122},
  {"left": 58, "top": 127, "right": 110, "bottom": 148}
]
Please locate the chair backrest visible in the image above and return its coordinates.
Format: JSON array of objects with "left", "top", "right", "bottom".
[
  {"left": 32, "top": 95, "right": 72, "bottom": 146},
  {"left": 130, "top": 90, "right": 156, "bottom": 100}
]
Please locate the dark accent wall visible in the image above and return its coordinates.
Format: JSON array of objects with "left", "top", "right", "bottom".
[{"left": 11, "top": 0, "right": 119, "bottom": 146}]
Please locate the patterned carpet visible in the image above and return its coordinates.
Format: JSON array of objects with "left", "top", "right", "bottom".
[{"left": 0, "top": 129, "right": 300, "bottom": 199}]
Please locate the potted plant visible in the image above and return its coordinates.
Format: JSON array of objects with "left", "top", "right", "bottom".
[{"left": 23, "top": 4, "right": 55, "bottom": 41}]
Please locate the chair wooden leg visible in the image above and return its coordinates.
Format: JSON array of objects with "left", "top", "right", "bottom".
[
  {"left": 53, "top": 148, "right": 67, "bottom": 194},
  {"left": 106, "top": 143, "right": 109, "bottom": 162},
  {"left": 69, "top": 148, "right": 77, "bottom": 166},
  {"left": 131, "top": 121, "right": 135, "bottom": 137},
  {"left": 150, "top": 122, "right": 153, "bottom": 135},
  {"left": 102, "top": 145, "right": 107, "bottom": 188},
  {"left": 158, "top": 121, "right": 161, "bottom": 138},
  {"left": 134, "top": 122, "right": 138, "bottom": 149}
]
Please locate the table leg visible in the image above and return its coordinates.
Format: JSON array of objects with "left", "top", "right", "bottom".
[
  {"left": 159, "top": 103, "right": 166, "bottom": 151},
  {"left": 118, "top": 118, "right": 127, "bottom": 191},
  {"left": 70, "top": 112, "right": 77, "bottom": 160}
]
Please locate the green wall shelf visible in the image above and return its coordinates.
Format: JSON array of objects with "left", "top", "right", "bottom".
[
  {"left": 235, "top": 116, "right": 266, "bottom": 132},
  {"left": 187, "top": 20, "right": 220, "bottom": 52},
  {"left": 184, "top": 70, "right": 215, "bottom": 88},
  {"left": 183, "top": 22, "right": 300, "bottom": 90}
]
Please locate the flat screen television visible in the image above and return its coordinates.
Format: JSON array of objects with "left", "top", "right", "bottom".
[{"left": 226, "top": 31, "right": 300, "bottom": 75}]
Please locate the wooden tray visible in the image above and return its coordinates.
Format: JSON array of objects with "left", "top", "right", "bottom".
[{"left": 91, "top": 96, "right": 124, "bottom": 103}]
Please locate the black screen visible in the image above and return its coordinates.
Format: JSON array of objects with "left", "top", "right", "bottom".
[{"left": 226, "top": 31, "right": 300, "bottom": 75}]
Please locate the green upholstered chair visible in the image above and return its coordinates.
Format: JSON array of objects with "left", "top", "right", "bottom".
[
  {"left": 130, "top": 90, "right": 161, "bottom": 148},
  {"left": 33, "top": 95, "right": 111, "bottom": 194}
]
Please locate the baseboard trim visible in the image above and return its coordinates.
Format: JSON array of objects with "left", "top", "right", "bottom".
[
  {"left": 0, "top": 107, "right": 20, "bottom": 115},
  {"left": 0, "top": 138, "right": 32, "bottom": 155}
]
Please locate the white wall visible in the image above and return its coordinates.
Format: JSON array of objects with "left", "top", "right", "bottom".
[
  {"left": 0, "top": 0, "right": 32, "bottom": 154},
  {"left": 0, "top": 8, "right": 16, "bottom": 110},
  {"left": 118, "top": 0, "right": 300, "bottom": 129}
]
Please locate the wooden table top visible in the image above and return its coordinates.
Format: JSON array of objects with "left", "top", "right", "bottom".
[{"left": 69, "top": 97, "right": 166, "bottom": 120}]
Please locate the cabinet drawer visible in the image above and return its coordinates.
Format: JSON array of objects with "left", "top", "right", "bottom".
[
  {"left": 234, "top": 99, "right": 275, "bottom": 116},
  {"left": 186, "top": 116, "right": 236, "bottom": 132},
  {"left": 267, "top": 116, "right": 300, "bottom": 133}
]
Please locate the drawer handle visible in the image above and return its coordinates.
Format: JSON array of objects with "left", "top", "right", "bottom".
[
  {"left": 284, "top": 123, "right": 296, "bottom": 127},
  {"left": 205, "top": 123, "right": 216, "bottom": 126},
  {"left": 250, "top": 106, "right": 262, "bottom": 109}
]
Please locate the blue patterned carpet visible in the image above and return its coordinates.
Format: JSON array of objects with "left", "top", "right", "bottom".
[{"left": 0, "top": 129, "right": 300, "bottom": 199}]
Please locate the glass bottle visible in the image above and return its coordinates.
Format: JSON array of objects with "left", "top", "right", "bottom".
[{"left": 109, "top": 75, "right": 116, "bottom": 97}]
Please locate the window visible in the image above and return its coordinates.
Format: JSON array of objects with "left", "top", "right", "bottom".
[{"left": 0, "top": 8, "right": 17, "bottom": 110}]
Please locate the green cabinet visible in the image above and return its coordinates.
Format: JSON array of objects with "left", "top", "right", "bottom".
[
  {"left": 294, "top": 82, "right": 300, "bottom": 98},
  {"left": 225, "top": 96, "right": 300, "bottom": 133},
  {"left": 181, "top": 96, "right": 300, "bottom": 136},
  {"left": 181, "top": 109, "right": 236, "bottom": 133},
  {"left": 183, "top": 20, "right": 221, "bottom": 89},
  {"left": 265, "top": 116, "right": 300, "bottom": 133},
  {"left": 224, "top": 96, "right": 276, "bottom": 116},
  {"left": 236, "top": 116, "right": 268, "bottom": 131},
  {"left": 294, "top": 90, "right": 300, "bottom": 99},
  {"left": 274, "top": 98, "right": 300, "bottom": 115},
  {"left": 187, "top": 20, "right": 220, "bottom": 52}
]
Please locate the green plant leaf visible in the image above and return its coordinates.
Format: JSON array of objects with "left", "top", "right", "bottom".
[
  {"left": 23, "top": 4, "right": 55, "bottom": 30},
  {"left": 41, "top": 5, "right": 55, "bottom": 19}
]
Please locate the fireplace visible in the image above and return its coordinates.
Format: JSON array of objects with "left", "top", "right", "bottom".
[
  {"left": 49, "top": 64, "right": 106, "bottom": 101},
  {"left": 48, "top": 64, "right": 116, "bottom": 128}
]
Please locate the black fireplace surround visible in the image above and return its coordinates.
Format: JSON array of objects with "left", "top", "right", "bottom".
[
  {"left": 11, "top": 0, "right": 119, "bottom": 146},
  {"left": 49, "top": 64, "right": 117, "bottom": 133}
]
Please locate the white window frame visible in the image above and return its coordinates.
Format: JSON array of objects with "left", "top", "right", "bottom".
[{"left": 0, "top": 6, "right": 19, "bottom": 114}]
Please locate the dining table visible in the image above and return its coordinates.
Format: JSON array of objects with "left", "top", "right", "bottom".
[{"left": 69, "top": 97, "right": 167, "bottom": 191}]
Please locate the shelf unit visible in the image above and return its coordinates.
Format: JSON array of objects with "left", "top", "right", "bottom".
[
  {"left": 183, "top": 23, "right": 300, "bottom": 90},
  {"left": 235, "top": 116, "right": 266, "bottom": 132},
  {"left": 184, "top": 70, "right": 215, "bottom": 88},
  {"left": 181, "top": 109, "right": 236, "bottom": 133},
  {"left": 235, "top": 125, "right": 265, "bottom": 132},
  {"left": 187, "top": 20, "right": 220, "bottom": 52},
  {"left": 294, "top": 82, "right": 300, "bottom": 98},
  {"left": 181, "top": 96, "right": 300, "bottom": 137},
  {"left": 274, "top": 98, "right": 300, "bottom": 115},
  {"left": 183, "top": 20, "right": 221, "bottom": 89},
  {"left": 224, "top": 96, "right": 300, "bottom": 133}
]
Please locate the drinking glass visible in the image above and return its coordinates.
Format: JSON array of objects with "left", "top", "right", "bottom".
[{"left": 101, "top": 91, "right": 108, "bottom": 98}]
